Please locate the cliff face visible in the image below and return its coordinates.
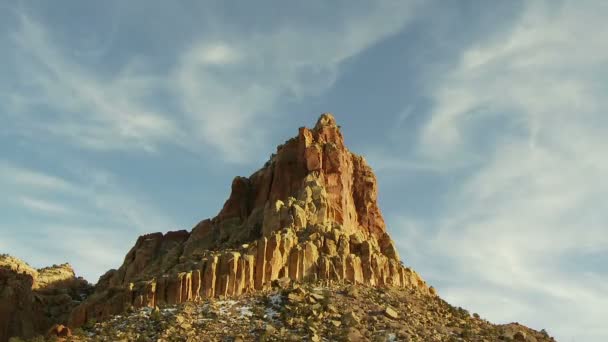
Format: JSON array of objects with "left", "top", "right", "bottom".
[
  {"left": 69, "top": 114, "right": 434, "bottom": 327},
  {"left": 0, "top": 255, "right": 91, "bottom": 342}
]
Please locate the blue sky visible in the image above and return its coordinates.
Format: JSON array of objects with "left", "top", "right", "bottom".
[{"left": 1, "top": 0, "right": 607, "bottom": 340}]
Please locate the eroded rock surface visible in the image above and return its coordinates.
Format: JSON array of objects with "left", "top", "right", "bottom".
[
  {"left": 70, "top": 114, "right": 433, "bottom": 327},
  {"left": 0, "top": 255, "right": 91, "bottom": 342}
]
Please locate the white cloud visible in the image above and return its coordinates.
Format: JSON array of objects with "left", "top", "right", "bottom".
[
  {"left": 18, "top": 196, "right": 72, "bottom": 215},
  {"left": 0, "top": 0, "right": 424, "bottom": 283},
  {"left": 0, "top": 162, "right": 73, "bottom": 191},
  {"left": 4, "top": 2, "right": 422, "bottom": 163},
  {"left": 395, "top": 1, "right": 608, "bottom": 341},
  {"left": 420, "top": 1, "right": 606, "bottom": 158},
  {"left": 7, "top": 14, "right": 179, "bottom": 153},
  {"left": 172, "top": 1, "right": 422, "bottom": 162}
]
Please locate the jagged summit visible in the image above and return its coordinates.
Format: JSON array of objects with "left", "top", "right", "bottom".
[
  {"left": 0, "top": 115, "right": 557, "bottom": 342},
  {"left": 68, "top": 114, "right": 433, "bottom": 327}
]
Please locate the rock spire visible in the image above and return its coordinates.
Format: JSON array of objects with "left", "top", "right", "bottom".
[{"left": 69, "top": 114, "right": 433, "bottom": 327}]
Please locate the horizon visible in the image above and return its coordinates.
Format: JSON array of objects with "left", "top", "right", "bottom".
[{"left": 1, "top": 1, "right": 607, "bottom": 341}]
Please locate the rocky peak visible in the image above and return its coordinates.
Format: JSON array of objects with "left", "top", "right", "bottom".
[
  {"left": 35, "top": 263, "right": 77, "bottom": 290},
  {"left": 1, "top": 115, "right": 558, "bottom": 342},
  {"left": 0, "top": 254, "right": 38, "bottom": 279},
  {"left": 69, "top": 114, "right": 433, "bottom": 328},
  {"left": 315, "top": 112, "right": 337, "bottom": 129}
]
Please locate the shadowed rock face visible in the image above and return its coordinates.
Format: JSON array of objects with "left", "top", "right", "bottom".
[
  {"left": 0, "top": 255, "right": 91, "bottom": 342},
  {"left": 69, "top": 114, "right": 434, "bottom": 327}
]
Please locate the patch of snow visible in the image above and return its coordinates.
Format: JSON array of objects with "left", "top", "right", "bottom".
[
  {"left": 217, "top": 299, "right": 238, "bottom": 306},
  {"left": 264, "top": 307, "right": 278, "bottom": 320},
  {"left": 217, "top": 300, "right": 238, "bottom": 315},
  {"left": 238, "top": 306, "right": 253, "bottom": 318},
  {"left": 269, "top": 293, "right": 282, "bottom": 306},
  {"left": 264, "top": 292, "right": 283, "bottom": 321}
]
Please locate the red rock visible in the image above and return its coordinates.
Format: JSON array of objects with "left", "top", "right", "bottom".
[
  {"left": 46, "top": 324, "right": 71, "bottom": 338},
  {"left": 69, "top": 114, "right": 435, "bottom": 328}
]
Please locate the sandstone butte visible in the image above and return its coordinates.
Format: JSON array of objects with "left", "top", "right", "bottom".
[
  {"left": 2, "top": 113, "right": 436, "bottom": 341},
  {"left": 67, "top": 113, "right": 435, "bottom": 328}
]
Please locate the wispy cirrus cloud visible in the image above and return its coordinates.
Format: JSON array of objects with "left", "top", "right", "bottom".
[
  {"left": 0, "top": 0, "right": 425, "bottom": 281},
  {"left": 18, "top": 196, "right": 73, "bottom": 215},
  {"left": 172, "top": 1, "right": 423, "bottom": 162},
  {"left": 0, "top": 161, "right": 176, "bottom": 281},
  {"left": 6, "top": 13, "right": 178, "bottom": 153},
  {"left": 4, "top": 2, "right": 423, "bottom": 163},
  {"left": 0, "top": 162, "right": 74, "bottom": 191},
  {"left": 388, "top": 1, "right": 608, "bottom": 341}
]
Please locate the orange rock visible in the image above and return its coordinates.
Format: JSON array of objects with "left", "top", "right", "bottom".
[
  {"left": 46, "top": 324, "right": 71, "bottom": 338},
  {"left": 69, "top": 114, "right": 435, "bottom": 328}
]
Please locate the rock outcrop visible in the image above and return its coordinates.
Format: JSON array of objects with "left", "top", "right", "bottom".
[
  {"left": 69, "top": 114, "right": 434, "bottom": 327},
  {"left": 0, "top": 255, "right": 91, "bottom": 342}
]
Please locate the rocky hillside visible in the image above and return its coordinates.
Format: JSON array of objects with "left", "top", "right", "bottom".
[
  {"left": 38, "top": 281, "right": 554, "bottom": 341},
  {"left": 2, "top": 114, "right": 557, "bottom": 341},
  {"left": 0, "top": 255, "right": 92, "bottom": 341}
]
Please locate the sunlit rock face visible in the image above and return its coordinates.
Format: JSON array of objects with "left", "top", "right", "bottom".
[{"left": 69, "top": 114, "right": 434, "bottom": 327}]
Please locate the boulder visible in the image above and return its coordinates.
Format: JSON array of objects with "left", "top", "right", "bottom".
[{"left": 384, "top": 306, "right": 399, "bottom": 319}]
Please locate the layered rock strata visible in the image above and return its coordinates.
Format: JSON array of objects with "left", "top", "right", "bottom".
[{"left": 69, "top": 114, "right": 434, "bottom": 327}]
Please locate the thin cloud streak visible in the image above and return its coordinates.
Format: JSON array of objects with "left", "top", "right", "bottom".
[
  {"left": 389, "top": 1, "right": 608, "bottom": 341},
  {"left": 5, "top": 2, "right": 422, "bottom": 163},
  {"left": 8, "top": 14, "right": 179, "bottom": 153},
  {"left": 18, "top": 196, "right": 73, "bottom": 215},
  {"left": 0, "top": 161, "right": 177, "bottom": 281}
]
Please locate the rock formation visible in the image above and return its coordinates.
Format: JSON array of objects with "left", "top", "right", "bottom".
[
  {"left": 0, "top": 255, "right": 91, "bottom": 342},
  {"left": 69, "top": 114, "right": 434, "bottom": 327}
]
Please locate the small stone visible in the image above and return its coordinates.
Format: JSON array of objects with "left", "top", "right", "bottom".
[
  {"left": 310, "top": 293, "right": 324, "bottom": 301},
  {"left": 342, "top": 311, "right": 360, "bottom": 327},
  {"left": 346, "top": 286, "right": 360, "bottom": 298},
  {"left": 331, "top": 320, "right": 342, "bottom": 328},
  {"left": 288, "top": 293, "right": 304, "bottom": 303},
  {"left": 46, "top": 324, "right": 72, "bottom": 338},
  {"left": 345, "top": 327, "right": 364, "bottom": 341},
  {"left": 273, "top": 277, "right": 291, "bottom": 289},
  {"left": 384, "top": 306, "right": 399, "bottom": 319},
  {"left": 266, "top": 324, "right": 277, "bottom": 334}
]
